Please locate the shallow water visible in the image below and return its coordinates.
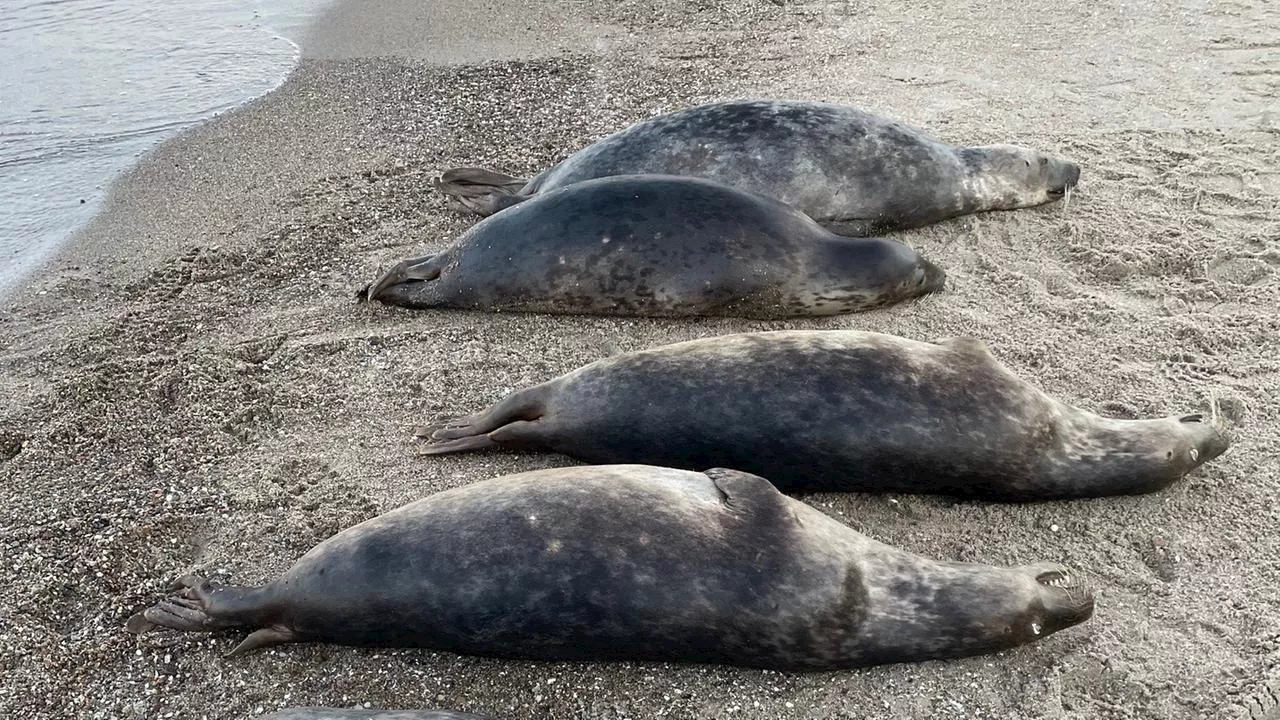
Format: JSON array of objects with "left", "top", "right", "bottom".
[{"left": 0, "top": 0, "right": 326, "bottom": 298}]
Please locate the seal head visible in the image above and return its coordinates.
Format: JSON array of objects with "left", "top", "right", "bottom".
[{"left": 960, "top": 145, "right": 1081, "bottom": 210}]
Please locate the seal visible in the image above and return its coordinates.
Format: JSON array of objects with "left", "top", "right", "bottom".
[
  {"left": 363, "top": 175, "right": 944, "bottom": 318},
  {"left": 421, "top": 330, "right": 1230, "bottom": 500},
  {"left": 126, "top": 465, "right": 1094, "bottom": 669},
  {"left": 265, "top": 711, "right": 494, "bottom": 720},
  {"left": 438, "top": 99, "right": 1082, "bottom": 236}
]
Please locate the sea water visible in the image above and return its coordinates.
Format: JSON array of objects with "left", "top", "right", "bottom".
[{"left": 0, "top": 0, "right": 328, "bottom": 298}]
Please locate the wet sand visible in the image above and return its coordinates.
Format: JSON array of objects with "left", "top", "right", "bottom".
[{"left": 1, "top": 0, "right": 1278, "bottom": 718}]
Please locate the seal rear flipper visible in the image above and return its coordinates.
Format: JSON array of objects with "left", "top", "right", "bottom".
[
  {"left": 364, "top": 255, "right": 444, "bottom": 303},
  {"left": 416, "top": 387, "right": 548, "bottom": 454},
  {"left": 436, "top": 167, "right": 529, "bottom": 217},
  {"left": 418, "top": 433, "right": 499, "bottom": 455},
  {"left": 128, "top": 575, "right": 272, "bottom": 637}
]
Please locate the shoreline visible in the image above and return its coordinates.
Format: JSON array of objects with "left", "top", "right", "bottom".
[
  {"left": 1, "top": 0, "right": 1278, "bottom": 718},
  {"left": 0, "top": 0, "right": 331, "bottom": 302}
]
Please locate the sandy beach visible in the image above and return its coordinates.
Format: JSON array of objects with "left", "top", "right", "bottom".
[{"left": 1, "top": 0, "right": 1278, "bottom": 718}]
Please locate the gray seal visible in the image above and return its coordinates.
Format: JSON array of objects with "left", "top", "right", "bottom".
[
  {"left": 437, "top": 99, "right": 1081, "bottom": 236},
  {"left": 421, "top": 331, "right": 1229, "bottom": 501},
  {"left": 126, "top": 465, "right": 1093, "bottom": 669},
  {"left": 364, "top": 175, "right": 944, "bottom": 319}
]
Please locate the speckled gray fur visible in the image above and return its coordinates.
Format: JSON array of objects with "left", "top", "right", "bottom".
[
  {"left": 437, "top": 99, "right": 1081, "bottom": 235},
  {"left": 127, "top": 466, "right": 1093, "bottom": 669},
  {"left": 423, "top": 331, "right": 1229, "bottom": 500},
  {"left": 365, "top": 175, "right": 944, "bottom": 318}
]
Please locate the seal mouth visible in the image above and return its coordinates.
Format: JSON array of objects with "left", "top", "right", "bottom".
[{"left": 1035, "top": 568, "right": 1079, "bottom": 589}]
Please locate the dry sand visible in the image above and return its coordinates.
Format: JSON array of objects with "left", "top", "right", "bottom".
[{"left": 1, "top": 0, "right": 1278, "bottom": 718}]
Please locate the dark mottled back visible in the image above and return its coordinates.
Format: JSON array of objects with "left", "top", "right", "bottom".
[
  {"left": 538, "top": 333, "right": 1054, "bottom": 497},
  {"left": 266, "top": 467, "right": 867, "bottom": 669},
  {"left": 525, "top": 100, "right": 968, "bottom": 234},
  {"left": 402, "top": 175, "right": 934, "bottom": 317}
]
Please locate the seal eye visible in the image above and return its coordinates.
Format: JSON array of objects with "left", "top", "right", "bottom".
[{"left": 914, "top": 268, "right": 926, "bottom": 286}]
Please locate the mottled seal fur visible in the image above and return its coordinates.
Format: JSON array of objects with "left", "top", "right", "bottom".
[
  {"left": 127, "top": 465, "right": 1094, "bottom": 669},
  {"left": 267, "top": 707, "right": 491, "bottom": 712},
  {"left": 438, "top": 99, "right": 1081, "bottom": 236},
  {"left": 364, "top": 175, "right": 944, "bottom": 318},
  {"left": 421, "top": 331, "right": 1229, "bottom": 501}
]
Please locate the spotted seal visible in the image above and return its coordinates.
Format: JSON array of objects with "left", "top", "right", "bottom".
[
  {"left": 438, "top": 99, "right": 1081, "bottom": 236},
  {"left": 127, "top": 465, "right": 1093, "bottom": 668},
  {"left": 364, "top": 175, "right": 944, "bottom": 318},
  {"left": 421, "top": 331, "right": 1229, "bottom": 500}
]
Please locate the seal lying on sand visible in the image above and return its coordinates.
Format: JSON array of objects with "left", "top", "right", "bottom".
[
  {"left": 438, "top": 99, "right": 1081, "bottom": 236},
  {"left": 127, "top": 465, "right": 1093, "bottom": 669},
  {"left": 421, "top": 331, "right": 1229, "bottom": 501},
  {"left": 364, "top": 175, "right": 944, "bottom": 318}
]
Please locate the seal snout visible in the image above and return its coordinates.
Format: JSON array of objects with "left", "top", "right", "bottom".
[
  {"left": 1047, "top": 160, "right": 1082, "bottom": 198},
  {"left": 1180, "top": 414, "right": 1230, "bottom": 466},
  {"left": 921, "top": 257, "right": 952, "bottom": 292},
  {"left": 1025, "top": 562, "right": 1095, "bottom": 634}
]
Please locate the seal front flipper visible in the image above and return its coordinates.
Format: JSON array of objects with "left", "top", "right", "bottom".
[
  {"left": 702, "top": 467, "right": 790, "bottom": 519},
  {"left": 226, "top": 626, "right": 296, "bottom": 658},
  {"left": 418, "top": 385, "right": 549, "bottom": 455},
  {"left": 436, "top": 167, "right": 529, "bottom": 217},
  {"left": 364, "top": 255, "right": 444, "bottom": 303}
]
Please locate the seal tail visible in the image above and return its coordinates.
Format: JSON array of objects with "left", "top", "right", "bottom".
[
  {"left": 362, "top": 254, "right": 445, "bottom": 303},
  {"left": 415, "top": 385, "right": 548, "bottom": 454},
  {"left": 126, "top": 574, "right": 296, "bottom": 656},
  {"left": 436, "top": 167, "right": 530, "bottom": 217}
]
